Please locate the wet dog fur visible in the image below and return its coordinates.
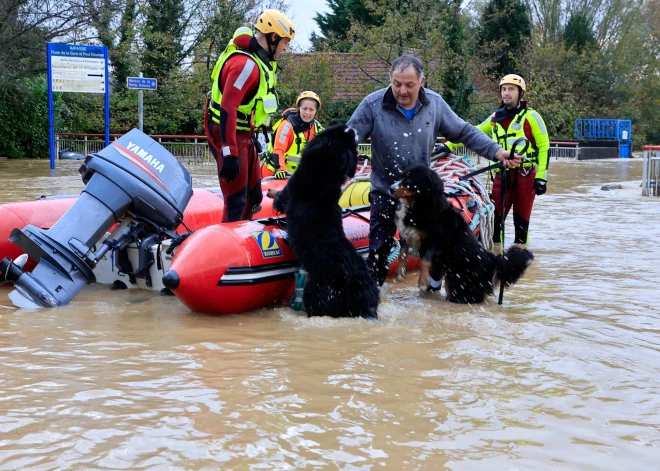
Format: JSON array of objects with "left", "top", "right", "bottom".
[
  {"left": 272, "top": 124, "right": 379, "bottom": 319},
  {"left": 393, "top": 164, "right": 534, "bottom": 303}
]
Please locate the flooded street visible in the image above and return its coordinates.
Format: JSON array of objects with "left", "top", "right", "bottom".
[{"left": 1, "top": 157, "right": 659, "bottom": 470}]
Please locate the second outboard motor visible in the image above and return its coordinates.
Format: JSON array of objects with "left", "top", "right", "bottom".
[{"left": 0, "top": 129, "right": 193, "bottom": 308}]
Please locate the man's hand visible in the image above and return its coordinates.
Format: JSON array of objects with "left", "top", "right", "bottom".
[
  {"left": 494, "top": 148, "right": 522, "bottom": 168},
  {"left": 266, "top": 188, "right": 280, "bottom": 199},
  {"left": 433, "top": 143, "right": 450, "bottom": 157},
  {"left": 274, "top": 170, "right": 289, "bottom": 180},
  {"left": 220, "top": 156, "right": 240, "bottom": 183},
  {"left": 534, "top": 179, "right": 547, "bottom": 195}
]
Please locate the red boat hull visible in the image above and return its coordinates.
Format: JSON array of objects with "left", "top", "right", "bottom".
[
  {"left": 0, "top": 180, "right": 288, "bottom": 263},
  {"left": 168, "top": 208, "right": 378, "bottom": 315}
]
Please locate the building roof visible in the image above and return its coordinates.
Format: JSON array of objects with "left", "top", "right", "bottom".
[{"left": 283, "top": 52, "right": 390, "bottom": 101}]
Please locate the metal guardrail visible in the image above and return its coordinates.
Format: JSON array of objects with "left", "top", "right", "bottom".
[
  {"left": 449, "top": 141, "right": 580, "bottom": 162},
  {"left": 56, "top": 134, "right": 214, "bottom": 167},
  {"left": 57, "top": 133, "right": 580, "bottom": 169},
  {"left": 642, "top": 146, "right": 660, "bottom": 196},
  {"left": 441, "top": 145, "right": 485, "bottom": 164},
  {"left": 359, "top": 140, "right": 579, "bottom": 164},
  {"left": 357, "top": 143, "right": 372, "bottom": 157},
  {"left": 548, "top": 142, "right": 580, "bottom": 160}
]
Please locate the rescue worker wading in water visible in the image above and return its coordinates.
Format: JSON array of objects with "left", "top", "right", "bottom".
[
  {"left": 204, "top": 10, "right": 295, "bottom": 222},
  {"left": 261, "top": 91, "right": 324, "bottom": 179},
  {"left": 441, "top": 74, "right": 549, "bottom": 244}
]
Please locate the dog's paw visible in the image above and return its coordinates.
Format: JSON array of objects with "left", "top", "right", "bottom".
[
  {"left": 266, "top": 189, "right": 280, "bottom": 199},
  {"left": 418, "top": 276, "right": 430, "bottom": 292},
  {"left": 379, "top": 283, "right": 390, "bottom": 302}
]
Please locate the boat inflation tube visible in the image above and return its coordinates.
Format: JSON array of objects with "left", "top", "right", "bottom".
[{"left": 0, "top": 129, "right": 193, "bottom": 308}]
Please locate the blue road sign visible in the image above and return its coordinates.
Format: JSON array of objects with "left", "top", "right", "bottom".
[{"left": 127, "top": 77, "right": 158, "bottom": 90}]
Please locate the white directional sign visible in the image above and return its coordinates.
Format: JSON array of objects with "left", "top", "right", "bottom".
[
  {"left": 47, "top": 43, "right": 110, "bottom": 170},
  {"left": 48, "top": 44, "right": 106, "bottom": 94}
]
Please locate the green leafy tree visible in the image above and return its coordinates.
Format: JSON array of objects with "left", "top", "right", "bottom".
[
  {"left": 87, "top": 0, "right": 140, "bottom": 87},
  {"left": 276, "top": 54, "right": 336, "bottom": 112},
  {"left": 518, "top": 41, "right": 626, "bottom": 139},
  {"left": 563, "top": 11, "right": 598, "bottom": 53},
  {"left": 113, "top": 0, "right": 140, "bottom": 87},
  {"left": 346, "top": 0, "right": 474, "bottom": 116},
  {"left": 441, "top": 0, "right": 472, "bottom": 116},
  {"left": 312, "top": 0, "right": 382, "bottom": 52},
  {"left": 516, "top": 42, "right": 582, "bottom": 139},
  {"left": 527, "top": 0, "right": 645, "bottom": 46},
  {"left": 0, "top": 76, "right": 59, "bottom": 158},
  {"left": 142, "top": 0, "right": 186, "bottom": 78},
  {"left": 0, "top": 0, "right": 86, "bottom": 81},
  {"left": 477, "top": 0, "right": 531, "bottom": 77},
  {"left": 191, "top": 0, "right": 263, "bottom": 72}
]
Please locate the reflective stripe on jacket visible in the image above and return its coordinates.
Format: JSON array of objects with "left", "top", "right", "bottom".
[
  {"left": 265, "top": 115, "right": 323, "bottom": 173},
  {"left": 446, "top": 106, "right": 550, "bottom": 180}
]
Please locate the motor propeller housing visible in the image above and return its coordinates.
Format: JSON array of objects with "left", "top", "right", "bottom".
[{"left": 0, "top": 129, "right": 193, "bottom": 308}]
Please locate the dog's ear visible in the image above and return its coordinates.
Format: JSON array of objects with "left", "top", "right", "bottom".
[
  {"left": 341, "top": 149, "right": 358, "bottom": 178},
  {"left": 336, "top": 126, "right": 358, "bottom": 178}
]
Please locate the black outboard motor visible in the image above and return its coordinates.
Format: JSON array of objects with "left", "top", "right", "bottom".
[{"left": 0, "top": 129, "right": 193, "bottom": 308}]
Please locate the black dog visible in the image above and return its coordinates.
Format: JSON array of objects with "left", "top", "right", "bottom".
[
  {"left": 392, "top": 164, "right": 534, "bottom": 304},
  {"left": 272, "top": 124, "right": 379, "bottom": 319}
]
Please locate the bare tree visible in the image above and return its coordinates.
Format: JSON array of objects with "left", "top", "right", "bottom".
[
  {"left": 525, "top": 0, "right": 645, "bottom": 47},
  {"left": 0, "top": 0, "right": 88, "bottom": 80}
]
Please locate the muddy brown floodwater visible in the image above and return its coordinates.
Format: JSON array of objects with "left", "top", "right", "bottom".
[{"left": 0, "top": 157, "right": 659, "bottom": 470}]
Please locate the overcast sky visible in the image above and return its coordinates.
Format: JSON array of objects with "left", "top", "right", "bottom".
[{"left": 286, "top": 0, "right": 330, "bottom": 51}]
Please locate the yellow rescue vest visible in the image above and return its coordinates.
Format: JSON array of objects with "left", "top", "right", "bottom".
[
  {"left": 265, "top": 114, "right": 323, "bottom": 173},
  {"left": 208, "top": 27, "right": 278, "bottom": 131},
  {"left": 490, "top": 108, "right": 539, "bottom": 171}
]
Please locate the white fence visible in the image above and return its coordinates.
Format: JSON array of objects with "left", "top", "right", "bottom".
[{"left": 642, "top": 146, "right": 660, "bottom": 196}]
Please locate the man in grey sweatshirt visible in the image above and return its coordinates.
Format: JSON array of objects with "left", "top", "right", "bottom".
[{"left": 347, "top": 54, "right": 522, "bottom": 287}]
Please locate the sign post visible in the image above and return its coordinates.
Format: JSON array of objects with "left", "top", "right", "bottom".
[
  {"left": 126, "top": 74, "right": 158, "bottom": 132},
  {"left": 139, "top": 72, "right": 143, "bottom": 132},
  {"left": 47, "top": 43, "right": 109, "bottom": 169}
]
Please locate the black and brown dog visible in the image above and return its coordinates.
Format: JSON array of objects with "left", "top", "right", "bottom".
[
  {"left": 270, "top": 124, "right": 379, "bottom": 319},
  {"left": 392, "top": 164, "right": 534, "bottom": 304}
]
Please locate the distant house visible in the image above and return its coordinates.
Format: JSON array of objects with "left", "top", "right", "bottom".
[
  {"left": 281, "top": 52, "right": 390, "bottom": 102},
  {"left": 279, "top": 52, "right": 501, "bottom": 120}
]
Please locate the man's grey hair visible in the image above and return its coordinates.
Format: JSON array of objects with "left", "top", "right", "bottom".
[{"left": 390, "top": 55, "right": 425, "bottom": 80}]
